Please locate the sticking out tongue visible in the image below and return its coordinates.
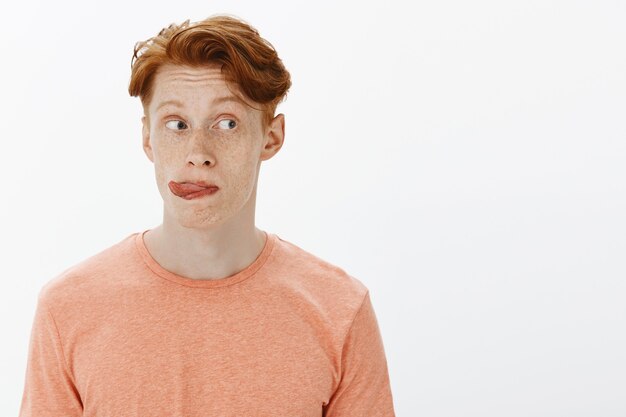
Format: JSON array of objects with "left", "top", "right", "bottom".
[{"left": 169, "top": 181, "right": 214, "bottom": 196}]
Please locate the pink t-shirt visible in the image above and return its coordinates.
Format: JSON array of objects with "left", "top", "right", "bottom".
[{"left": 19, "top": 229, "right": 395, "bottom": 416}]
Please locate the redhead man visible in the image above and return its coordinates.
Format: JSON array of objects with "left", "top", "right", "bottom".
[{"left": 18, "top": 14, "right": 395, "bottom": 417}]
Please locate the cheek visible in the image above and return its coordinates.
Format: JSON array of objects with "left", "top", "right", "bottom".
[
  {"left": 151, "top": 137, "right": 183, "bottom": 167},
  {"left": 223, "top": 147, "right": 255, "bottom": 177},
  {"left": 150, "top": 144, "right": 182, "bottom": 192},
  {"left": 220, "top": 146, "right": 261, "bottom": 191}
]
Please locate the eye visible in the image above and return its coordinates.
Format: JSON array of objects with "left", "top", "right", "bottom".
[
  {"left": 165, "top": 120, "right": 187, "bottom": 130},
  {"left": 216, "top": 119, "right": 237, "bottom": 130}
]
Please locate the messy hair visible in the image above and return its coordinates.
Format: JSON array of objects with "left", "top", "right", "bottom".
[{"left": 128, "top": 14, "right": 291, "bottom": 129}]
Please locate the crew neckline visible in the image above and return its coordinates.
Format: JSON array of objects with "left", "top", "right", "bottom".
[{"left": 134, "top": 228, "right": 277, "bottom": 289}]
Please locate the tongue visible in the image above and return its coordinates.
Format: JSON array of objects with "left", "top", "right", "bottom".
[
  {"left": 171, "top": 182, "right": 212, "bottom": 196},
  {"left": 179, "top": 183, "right": 207, "bottom": 192}
]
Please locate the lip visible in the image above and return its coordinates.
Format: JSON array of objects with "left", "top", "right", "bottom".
[
  {"left": 185, "top": 180, "right": 217, "bottom": 188},
  {"left": 168, "top": 180, "right": 220, "bottom": 199},
  {"left": 176, "top": 187, "right": 219, "bottom": 200}
]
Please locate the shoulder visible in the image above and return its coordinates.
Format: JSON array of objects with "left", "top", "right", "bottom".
[
  {"left": 268, "top": 233, "right": 369, "bottom": 320},
  {"left": 271, "top": 234, "right": 368, "bottom": 292},
  {"left": 37, "top": 231, "right": 138, "bottom": 312}
]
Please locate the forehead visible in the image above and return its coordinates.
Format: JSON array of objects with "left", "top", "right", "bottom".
[
  {"left": 153, "top": 63, "right": 227, "bottom": 89},
  {"left": 149, "top": 63, "right": 253, "bottom": 109}
]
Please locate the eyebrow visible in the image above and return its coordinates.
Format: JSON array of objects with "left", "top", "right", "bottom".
[{"left": 155, "top": 96, "right": 246, "bottom": 112}]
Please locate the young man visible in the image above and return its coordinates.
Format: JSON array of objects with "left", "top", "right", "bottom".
[{"left": 19, "top": 14, "right": 395, "bottom": 416}]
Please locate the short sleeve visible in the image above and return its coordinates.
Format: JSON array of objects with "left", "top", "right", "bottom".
[
  {"left": 19, "top": 294, "right": 83, "bottom": 417},
  {"left": 323, "top": 291, "right": 396, "bottom": 416}
]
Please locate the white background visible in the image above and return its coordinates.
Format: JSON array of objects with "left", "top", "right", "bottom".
[{"left": 2, "top": 0, "right": 625, "bottom": 415}]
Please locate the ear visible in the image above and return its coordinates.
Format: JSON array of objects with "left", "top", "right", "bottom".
[
  {"left": 142, "top": 115, "right": 154, "bottom": 162},
  {"left": 260, "top": 113, "right": 285, "bottom": 161}
]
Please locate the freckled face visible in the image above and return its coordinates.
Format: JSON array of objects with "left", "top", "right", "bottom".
[{"left": 142, "top": 63, "right": 270, "bottom": 229}]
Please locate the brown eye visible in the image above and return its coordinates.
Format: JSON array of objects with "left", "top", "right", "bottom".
[{"left": 165, "top": 120, "right": 187, "bottom": 130}]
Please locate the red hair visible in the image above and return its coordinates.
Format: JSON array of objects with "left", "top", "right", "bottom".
[{"left": 128, "top": 14, "right": 291, "bottom": 129}]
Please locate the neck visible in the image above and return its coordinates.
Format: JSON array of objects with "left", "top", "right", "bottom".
[{"left": 143, "top": 187, "right": 266, "bottom": 281}]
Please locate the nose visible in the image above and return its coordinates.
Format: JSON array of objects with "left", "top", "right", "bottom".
[{"left": 185, "top": 129, "right": 216, "bottom": 167}]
